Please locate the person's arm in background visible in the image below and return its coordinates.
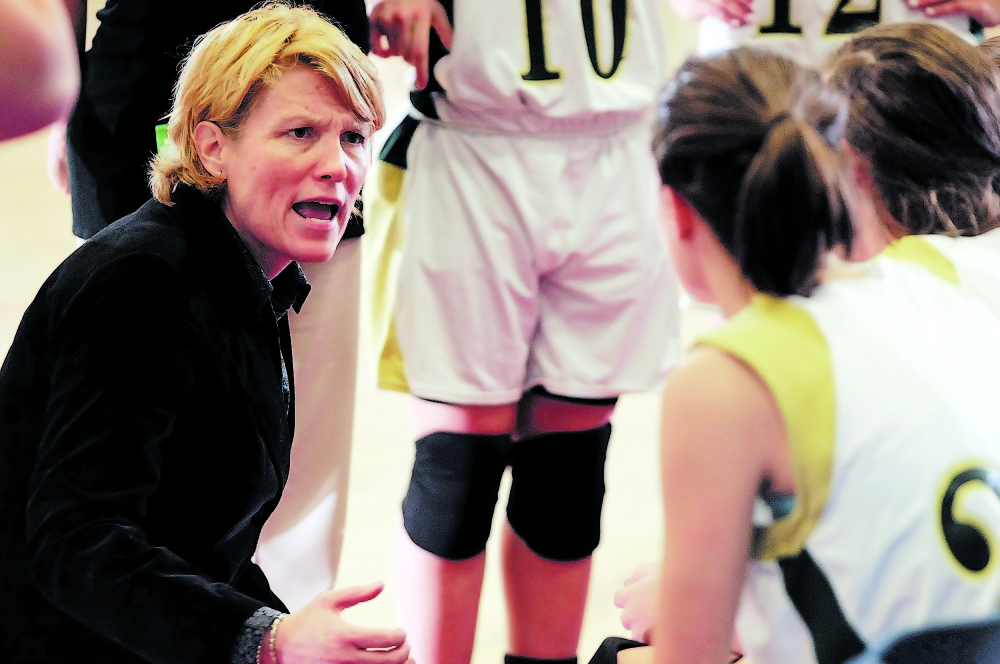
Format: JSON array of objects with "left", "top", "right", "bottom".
[
  {"left": 45, "top": 0, "right": 86, "bottom": 193},
  {"left": 0, "top": 0, "right": 80, "bottom": 142},
  {"left": 906, "top": 0, "right": 1000, "bottom": 27},
  {"left": 368, "top": 0, "right": 453, "bottom": 89},
  {"left": 667, "top": 0, "right": 753, "bottom": 28}
]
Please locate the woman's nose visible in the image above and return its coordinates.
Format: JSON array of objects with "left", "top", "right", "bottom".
[{"left": 317, "top": 143, "right": 348, "bottom": 181}]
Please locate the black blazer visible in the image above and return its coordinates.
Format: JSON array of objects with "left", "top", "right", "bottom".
[{"left": 0, "top": 186, "right": 308, "bottom": 663}]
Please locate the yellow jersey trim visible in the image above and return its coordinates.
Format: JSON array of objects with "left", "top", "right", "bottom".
[
  {"left": 362, "top": 160, "right": 411, "bottom": 393},
  {"left": 882, "top": 235, "right": 959, "bottom": 285},
  {"left": 698, "top": 295, "right": 836, "bottom": 559}
]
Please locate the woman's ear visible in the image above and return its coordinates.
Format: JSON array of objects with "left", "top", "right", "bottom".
[
  {"left": 660, "top": 184, "right": 714, "bottom": 303},
  {"left": 841, "top": 139, "right": 875, "bottom": 195},
  {"left": 193, "top": 121, "right": 226, "bottom": 178},
  {"left": 839, "top": 139, "right": 908, "bottom": 258},
  {"left": 660, "top": 186, "right": 698, "bottom": 242}
]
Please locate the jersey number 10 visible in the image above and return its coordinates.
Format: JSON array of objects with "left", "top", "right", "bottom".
[{"left": 522, "top": 0, "right": 628, "bottom": 81}]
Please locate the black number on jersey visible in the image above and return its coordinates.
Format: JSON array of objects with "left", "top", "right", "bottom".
[
  {"left": 759, "top": 0, "right": 881, "bottom": 36},
  {"left": 941, "top": 468, "right": 1000, "bottom": 573},
  {"left": 523, "top": 0, "right": 629, "bottom": 81}
]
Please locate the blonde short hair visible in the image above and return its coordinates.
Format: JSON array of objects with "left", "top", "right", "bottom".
[{"left": 149, "top": 2, "right": 385, "bottom": 205}]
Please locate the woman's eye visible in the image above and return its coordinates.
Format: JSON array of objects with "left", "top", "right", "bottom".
[
  {"left": 343, "top": 131, "right": 366, "bottom": 145},
  {"left": 288, "top": 127, "right": 313, "bottom": 139}
]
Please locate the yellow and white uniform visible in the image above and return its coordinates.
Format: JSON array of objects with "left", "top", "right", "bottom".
[
  {"left": 699, "top": 250, "right": 1000, "bottom": 664},
  {"left": 365, "top": 0, "right": 680, "bottom": 403},
  {"left": 696, "top": 0, "right": 979, "bottom": 65},
  {"left": 886, "top": 229, "right": 1000, "bottom": 322}
]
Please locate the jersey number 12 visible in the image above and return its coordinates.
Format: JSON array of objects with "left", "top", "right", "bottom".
[{"left": 760, "top": 0, "right": 880, "bottom": 36}]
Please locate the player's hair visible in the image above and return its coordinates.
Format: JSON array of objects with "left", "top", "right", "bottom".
[
  {"left": 978, "top": 34, "right": 1000, "bottom": 68},
  {"left": 149, "top": 1, "right": 385, "bottom": 205},
  {"left": 653, "top": 48, "right": 852, "bottom": 297},
  {"left": 824, "top": 22, "right": 1000, "bottom": 237}
]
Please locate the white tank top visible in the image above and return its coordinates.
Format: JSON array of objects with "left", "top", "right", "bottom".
[{"left": 700, "top": 248, "right": 1000, "bottom": 664}]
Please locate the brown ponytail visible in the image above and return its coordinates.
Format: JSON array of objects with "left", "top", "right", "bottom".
[{"left": 654, "top": 48, "right": 853, "bottom": 297}]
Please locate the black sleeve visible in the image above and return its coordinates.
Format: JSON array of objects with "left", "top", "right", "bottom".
[{"left": 23, "top": 256, "right": 267, "bottom": 664}]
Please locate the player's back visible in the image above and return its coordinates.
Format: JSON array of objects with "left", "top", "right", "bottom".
[{"left": 702, "top": 254, "right": 1000, "bottom": 664}]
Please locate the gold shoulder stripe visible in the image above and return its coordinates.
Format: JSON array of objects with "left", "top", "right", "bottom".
[
  {"left": 882, "top": 235, "right": 959, "bottom": 285},
  {"left": 698, "top": 295, "right": 836, "bottom": 560},
  {"left": 362, "top": 160, "right": 411, "bottom": 393}
]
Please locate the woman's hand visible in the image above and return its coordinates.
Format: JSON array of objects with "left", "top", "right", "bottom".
[
  {"left": 369, "top": 0, "right": 453, "bottom": 89},
  {"left": 275, "top": 582, "right": 413, "bottom": 664},
  {"left": 614, "top": 563, "right": 659, "bottom": 643}
]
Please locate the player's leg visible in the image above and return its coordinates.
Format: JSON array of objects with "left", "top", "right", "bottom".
[
  {"left": 503, "top": 392, "right": 615, "bottom": 659},
  {"left": 256, "top": 238, "right": 361, "bottom": 609},
  {"left": 499, "top": 126, "right": 680, "bottom": 661},
  {"left": 394, "top": 398, "right": 518, "bottom": 664},
  {"left": 390, "top": 123, "right": 549, "bottom": 664}
]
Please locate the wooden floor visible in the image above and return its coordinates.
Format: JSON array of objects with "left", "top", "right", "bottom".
[{"left": 0, "top": 49, "right": 714, "bottom": 664}]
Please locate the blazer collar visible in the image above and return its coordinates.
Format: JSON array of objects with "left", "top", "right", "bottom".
[{"left": 168, "top": 186, "right": 310, "bottom": 324}]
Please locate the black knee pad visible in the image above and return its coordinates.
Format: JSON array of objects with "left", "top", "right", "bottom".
[
  {"left": 402, "top": 431, "right": 512, "bottom": 560},
  {"left": 506, "top": 423, "right": 611, "bottom": 562}
]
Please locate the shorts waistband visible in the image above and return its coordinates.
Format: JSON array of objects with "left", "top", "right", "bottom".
[{"left": 418, "top": 99, "right": 651, "bottom": 138}]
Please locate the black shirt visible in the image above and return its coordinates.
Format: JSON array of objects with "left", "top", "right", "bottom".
[{"left": 0, "top": 185, "right": 309, "bottom": 663}]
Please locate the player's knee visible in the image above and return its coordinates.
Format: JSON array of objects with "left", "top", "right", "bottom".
[
  {"left": 506, "top": 423, "right": 612, "bottom": 561},
  {"left": 402, "top": 431, "right": 512, "bottom": 560},
  {"left": 516, "top": 386, "right": 616, "bottom": 438}
]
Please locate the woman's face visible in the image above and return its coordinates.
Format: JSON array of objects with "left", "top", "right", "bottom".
[{"left": 216, "top": 65, "right": 372, "bottom": 278}]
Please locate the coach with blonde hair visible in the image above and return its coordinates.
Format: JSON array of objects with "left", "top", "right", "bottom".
[{"left": 0, "top": 5, "right": 406, "bottom": 664}]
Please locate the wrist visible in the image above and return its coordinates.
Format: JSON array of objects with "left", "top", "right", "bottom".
[{"left": 256, "top": 614, "right": 286, "bottom": 664}]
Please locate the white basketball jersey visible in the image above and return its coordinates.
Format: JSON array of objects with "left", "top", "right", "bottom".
[
  {"left": 431, "top": 0, "right": 669, "bottom": 131},
  {"left": 697, "top": 0, "right": 976, "bottom": 65},
  {"left": 700, "top": 254, "right": 1000, "bottom": 664},
  {"left": 895, "top": 230, "right": 1000, "bottom": 323}
]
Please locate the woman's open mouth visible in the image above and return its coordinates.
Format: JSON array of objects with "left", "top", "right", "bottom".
[{"left": 292, "top": 201, "right": 339, "bottom": 221}]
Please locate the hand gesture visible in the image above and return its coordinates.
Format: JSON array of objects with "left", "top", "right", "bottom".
[
  {"left": 613, "top": 563, "right": 659, "bottom": 644},
  {"left": 276, "top": 582, "right": 412, "bottom": 664},
  {"left": 369, "top": 0, "right": 454, "bottom": 89}
]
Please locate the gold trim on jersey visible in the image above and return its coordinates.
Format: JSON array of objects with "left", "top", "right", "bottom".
[
  {"left": 882, "top": 235, "right": 960, "bottom": 285},
  {"left": 362, "top": 160, "right": 412, "bottom": 393},
  {"left": 699, "top": 294, "right": 835, "bottom": 559}
]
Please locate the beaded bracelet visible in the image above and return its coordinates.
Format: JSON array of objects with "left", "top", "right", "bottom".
[
  {"left": 256, "top": 614, "right": 287, "bottom": 664},
  {"left": 269, "top": 614, "right": 286, "bottom": 664}
]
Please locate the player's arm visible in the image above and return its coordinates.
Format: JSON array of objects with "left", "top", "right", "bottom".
[
  {"left": 905, "top": 0, "right": 1000, "bottom": 27},
  {"left": 667, "top": 0, "right": 753, "bottom": 28},
  {"left": 0, "top": 0, "right": 80, "bottom": 141},
  {"left": 45, "top": 0, "right": 87, "bottom": 192},
  {"left": 368, "top": 0, "right": 454, "bottom": 89},
  {"left": 654, "top": 347, "right": 792, "bottom": 664}
]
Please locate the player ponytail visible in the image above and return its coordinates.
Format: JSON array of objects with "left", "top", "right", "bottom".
[{"left": 653, "top": 48, "right": 853, "bottom": 297}]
